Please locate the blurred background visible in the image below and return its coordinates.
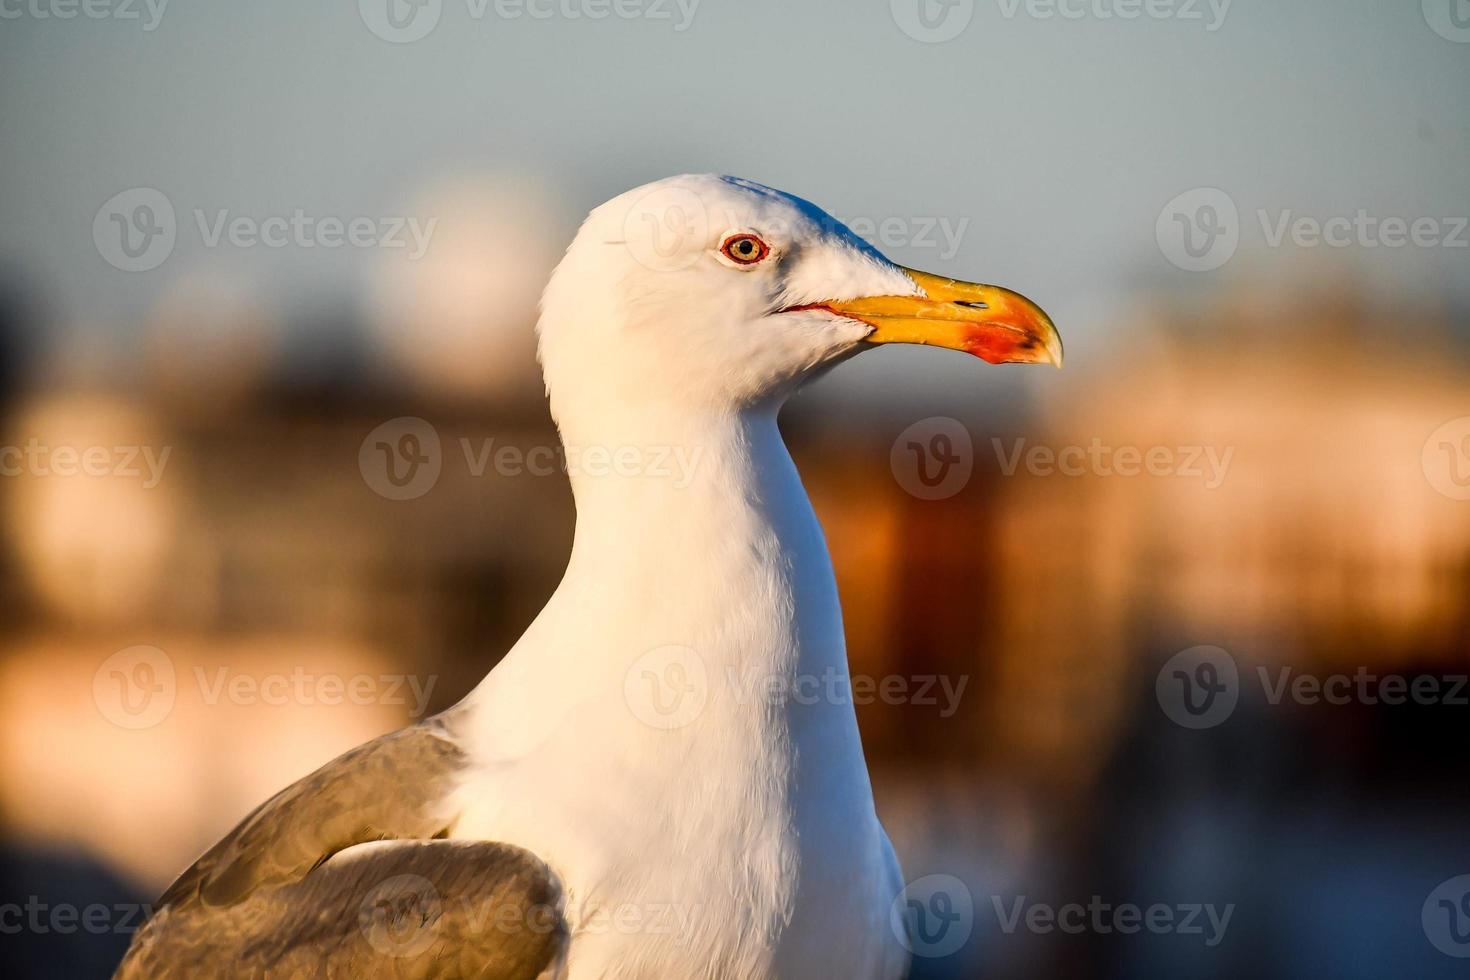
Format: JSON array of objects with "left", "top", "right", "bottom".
[{"left": 2, "top": 1, "right": 1469, "bottom": 976}]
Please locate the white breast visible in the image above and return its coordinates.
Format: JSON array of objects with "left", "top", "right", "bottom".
[{"left": 447, "top": 409, "right": 908, "bottom": 979}]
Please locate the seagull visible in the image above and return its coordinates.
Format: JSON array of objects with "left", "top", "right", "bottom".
[{"left": 116, "top": 174, "right": 1061, "bottom": 979}]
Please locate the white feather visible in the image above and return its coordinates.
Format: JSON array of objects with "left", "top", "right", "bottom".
[{"left": 449, "top": 175, "right": 914, "bottom": 979}]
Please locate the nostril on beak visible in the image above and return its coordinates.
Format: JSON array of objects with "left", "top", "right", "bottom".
[{"left": 953, "top": 300, "right": 989, "bottom": 311}]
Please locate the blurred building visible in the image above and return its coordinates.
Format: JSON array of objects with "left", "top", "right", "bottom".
[{"left": 1, "top": 266, "right": 1467, "bottom": 978}]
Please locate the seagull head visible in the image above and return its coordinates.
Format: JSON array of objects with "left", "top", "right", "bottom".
[{"left": 537, "top": 174, "right": 1061, "bottom": 420}]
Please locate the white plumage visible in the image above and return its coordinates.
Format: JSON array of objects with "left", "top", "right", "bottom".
[
  {"left": 118, "top": 173, "right": 1059, "bottom": 980},
  {"left": 453, "top": 175, "right": 914, "bottom": 978}
]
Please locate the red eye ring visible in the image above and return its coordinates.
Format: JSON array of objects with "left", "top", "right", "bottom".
[{"left": 720, "top": 233, "right": 770, "bottom": 265}]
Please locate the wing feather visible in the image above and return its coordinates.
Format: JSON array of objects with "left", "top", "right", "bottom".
[{"left": 116, "top": 713, "right": 567, "bottom": 979}]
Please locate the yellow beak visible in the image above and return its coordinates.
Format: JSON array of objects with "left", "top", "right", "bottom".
[{"left": 823, "top": 267, "right": 1062, "bottom": 367}]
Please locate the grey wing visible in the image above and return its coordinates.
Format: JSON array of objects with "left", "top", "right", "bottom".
[{"left": 115, "top": 713, "right": 568, "bottom": 979}]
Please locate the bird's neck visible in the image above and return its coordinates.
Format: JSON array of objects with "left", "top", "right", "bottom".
[
  {"left": 455, "top": 400, "right": 890, "bottom": 973},
  {"left": 560, "top": 399, "right": 849, "bottom": 684},
  {"left": 469, "top": 398, "right": 862, "bottom": 755}
]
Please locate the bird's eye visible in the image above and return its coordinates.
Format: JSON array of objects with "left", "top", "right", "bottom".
[{"left": 720, "top": 234, "right": 770, "bottom": 266}]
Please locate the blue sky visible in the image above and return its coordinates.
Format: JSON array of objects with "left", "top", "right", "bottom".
[{"left": 1, "top": 0, "right": 1466, "bottom": 398}]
